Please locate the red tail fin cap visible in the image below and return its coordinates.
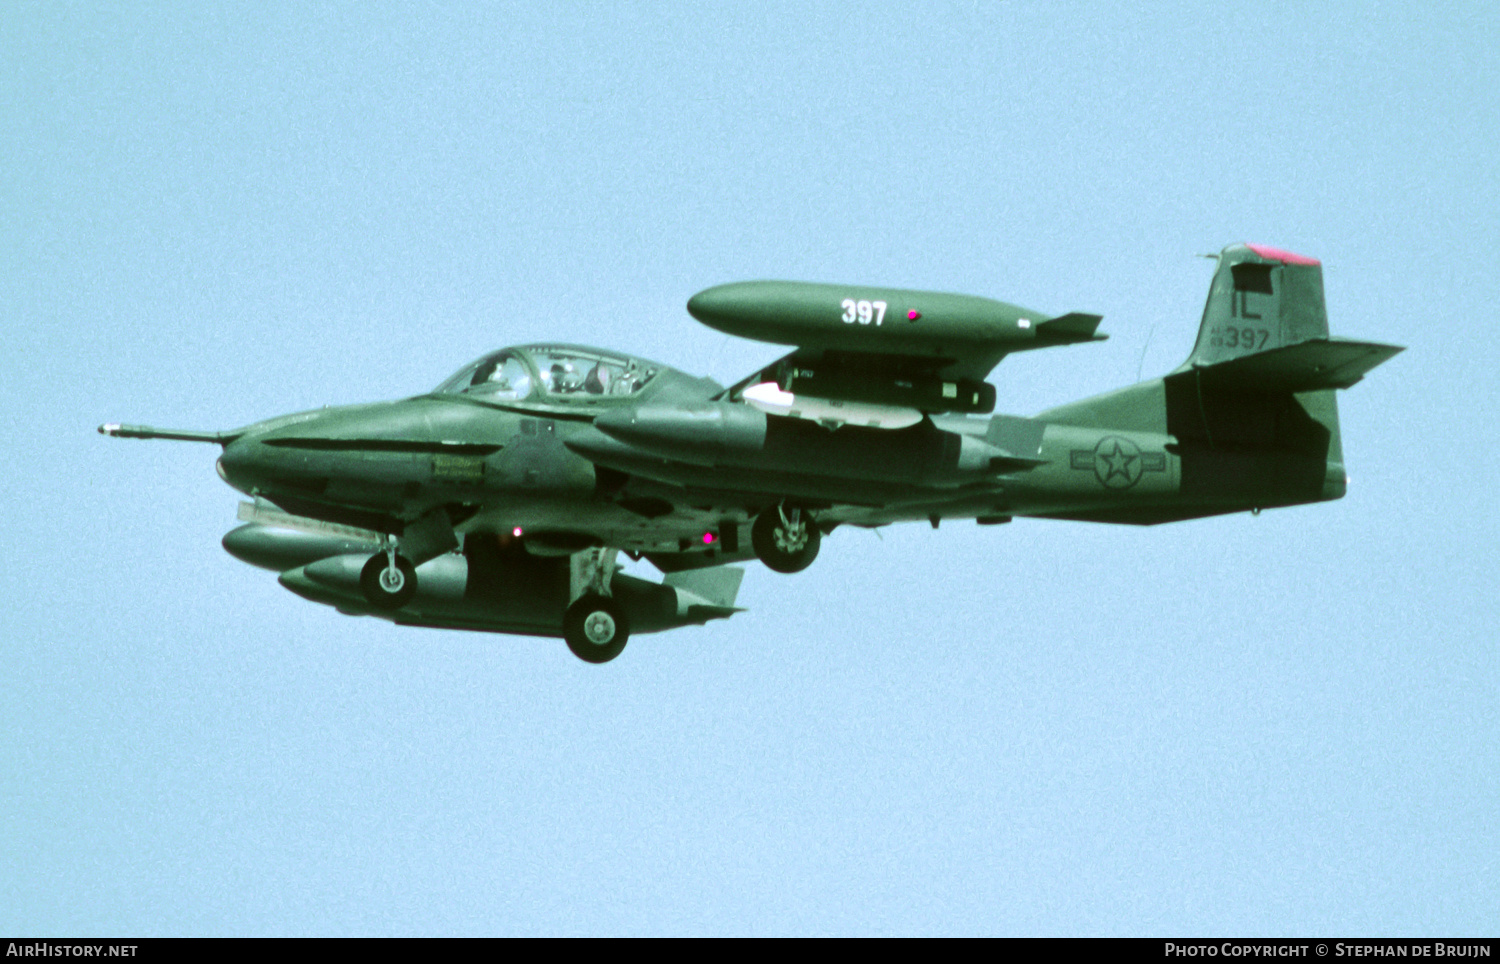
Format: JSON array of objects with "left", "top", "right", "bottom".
[{"left": 1246, "top": 243, "right": 1321, "bottom": 266}]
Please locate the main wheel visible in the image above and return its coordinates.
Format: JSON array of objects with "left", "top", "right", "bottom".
[
  {"left": 751, "top": 505, "right": 821, "bottom": 573},
  {"left": 563, "top": 593, "right": 630, "bottom": 664},
  {"left": 360, "top": 553, "right": 417, "bottom": 609}
]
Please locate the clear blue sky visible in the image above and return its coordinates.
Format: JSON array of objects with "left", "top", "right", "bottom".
[{"left": 4, "top": 0, "right": 1496, "bottom": 935}]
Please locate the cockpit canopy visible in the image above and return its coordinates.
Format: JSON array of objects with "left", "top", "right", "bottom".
[{"left": 434, "top": 345, "right": 660, "bottom": 401}]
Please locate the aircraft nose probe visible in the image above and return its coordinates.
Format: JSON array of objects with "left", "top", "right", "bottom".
[
  {"left": 98, "top": 423, "right": 239, "bottom": 444},
  {"left": 98, "top": 423, "right": 252, "bottom": 490}
]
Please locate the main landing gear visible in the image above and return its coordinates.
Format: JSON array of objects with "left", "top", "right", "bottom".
[
  {"left": 751, "top": 504, "right": 820, "bottom": 573},
  {"left": 563, "top": 546, "right": 629, "bottom": 664},
  {"left": 564, "top": 593, "right": 629, "bottom": 664}
]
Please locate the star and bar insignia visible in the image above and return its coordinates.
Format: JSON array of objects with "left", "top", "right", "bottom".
[{"left": 1069, "top": 436, "right": 1167, "bottom": 489}]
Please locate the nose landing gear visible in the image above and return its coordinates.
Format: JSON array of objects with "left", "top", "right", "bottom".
[
  {"left": 360, "top": 549, "right": 417, "bottom": 609},
  {"left": 356, "top": 508, "right": 459, "bottom": 610}
]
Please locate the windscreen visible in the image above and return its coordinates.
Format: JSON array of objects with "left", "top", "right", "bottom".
[
  {"left": 435, "top": 347, "right": 657, "bottom": 400},
  {"left": 433, "top": 351, "right": 535, "bottom": 400}
]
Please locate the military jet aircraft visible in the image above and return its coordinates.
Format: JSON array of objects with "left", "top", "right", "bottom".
[{"left": 101, "top": 243, "right": 1400, "bottom": 663}]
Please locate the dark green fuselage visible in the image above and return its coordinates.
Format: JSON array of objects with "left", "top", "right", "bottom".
[{"left": 104, "top": 243, "right": 1399, "bottom": 653}]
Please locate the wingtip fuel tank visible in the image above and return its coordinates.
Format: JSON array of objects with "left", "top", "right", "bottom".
[{"left": 687, "top": 280, "right": 1102, "bottom": 357}]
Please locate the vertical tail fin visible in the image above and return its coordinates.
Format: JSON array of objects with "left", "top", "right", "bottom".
[
  {"left": 1176, "top": 243, "right": 1401, "bottom": 391},
  {"left": 1164, "top": 243, "right": 1400, "bottom": 509},
  {"left": 1180, "top": 243, "right": 1330, "bottom": 370}
]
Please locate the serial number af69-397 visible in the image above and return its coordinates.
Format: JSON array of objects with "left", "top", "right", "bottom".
[{"left": 840, "top": 298, "right": 888, "bottom": 326}]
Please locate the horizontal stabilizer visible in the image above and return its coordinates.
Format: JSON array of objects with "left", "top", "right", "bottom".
[
  {"left": 1191, "top": 338, "right": 1404, "bottom": 392},
  {"left": 1036, "top": 312, "right": 1106, "bottom": 343}
]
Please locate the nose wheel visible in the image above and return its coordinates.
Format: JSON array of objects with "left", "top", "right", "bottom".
[
  {"left": 563, "top": 593, "right": 629, "bottom": 663},
  {"left": 356, "top": 510, "right": 458, "bottom": 611},
  {"left": 751, "top": 504, "right": 821, "bottom": 573},
  {"left": 360, "top": 551, "right": 417, "bottom": 609}
]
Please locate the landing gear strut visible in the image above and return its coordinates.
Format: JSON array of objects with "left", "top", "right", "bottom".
[
  {"left": 357, "top": 508, "right": 459, "bottom": 610},
  {"left": 752, "top": 504, "right": 821, "bottom": 573},
  {"left": 563, "top": 546, "right": 629, "bottom": 663}
]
